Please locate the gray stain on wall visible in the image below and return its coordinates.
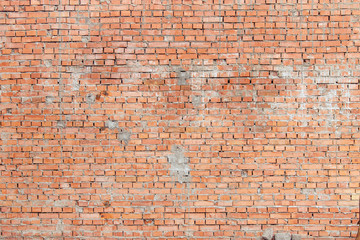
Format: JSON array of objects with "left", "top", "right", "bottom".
[{"left": 168, "top": 145, "right": 190, "bottom": 183}]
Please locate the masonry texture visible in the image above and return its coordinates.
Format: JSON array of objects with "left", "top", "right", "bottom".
[{"left": 1, "top": 0, "right": 360, "bottom": 239}]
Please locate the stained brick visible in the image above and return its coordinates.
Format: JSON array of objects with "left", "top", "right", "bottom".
[{"left": 0, "top": 0, "right": 359, "bottom": 239}]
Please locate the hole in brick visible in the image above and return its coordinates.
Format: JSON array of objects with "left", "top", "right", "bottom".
[
  {"left": 103, "top": 201, "right": 110, "bottom": 207},
  {"left": 144, "top": 219, "right": 154, "bottom": 225}
]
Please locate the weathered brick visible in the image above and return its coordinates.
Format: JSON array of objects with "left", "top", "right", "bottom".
[{"left": 0, "top": 0, "right": 359, "bottom": 239}]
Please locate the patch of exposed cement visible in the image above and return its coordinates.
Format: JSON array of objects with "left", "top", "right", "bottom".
[
  {"left": 291, "top": 234, "right": 302, "bottom": 240},
  {"left": 82, "top": 36, "right": 90, "bottom": 43},
  {"left": 301, "top": 188, "right": 315, "bottom": 195},
  {"left": 261, "top": 229, "right": 303, "bottom": 240},
  {"left": 192, "top": 95, "right": 202, "bottom": 107},
  {"left": 21, "top": 97, "right": 31, "bottom": 103},
  {"left": 68, "top": 66, "right": 91, "bottom": 91},
  {"left": 56, "top": 219, "right": 64, "bottom": 233},
  {"left": 71, "top": 72, "right": 81, "bottom": 91},
  {"left": 57, "top": 121, "right": 66, "bottom": 128},
  {"left": 85, "top": 93, "right": 95, "bottom": 104},
  {"left": 290, "top": 8, "right": 299, "bottom": 16},
  {"left": 45, "top": 96, "right": 53, "bottom": 104},
  {"left": 276, "top": 65, "right": 294, "bottom": 78},
  {"left": 54, "top": 200, "right": 74, "bottom": 207},
  {"left": 44, "top": 60, "right": 52, "bottom": 67},
  {"left": 118, "top": 129, "right": 131, "bottom": 145},
  {"left": 103, "top": 118, "right": 131, "bottom": 144},
  {"left": 168, "top": 145, "right": 190, "bottom": 183},
  {"left": 105, "top": 120, "right": 118, "bottom": 130},
  {"left": 0, "top": 133, "right": 9, "bottom": 144},
  {"left": 178, "top": 69, "right": 190, "bottom": 85},
  {"left": 275, "top": 233, "right": 291, "bottom": 240},
  {"left": 262, "top": 228, "right": 273, "bottom": 240}
]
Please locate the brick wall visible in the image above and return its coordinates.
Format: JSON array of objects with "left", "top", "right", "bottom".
[{"left": 1, "top": 0, "right": 360, "bottom": 239}]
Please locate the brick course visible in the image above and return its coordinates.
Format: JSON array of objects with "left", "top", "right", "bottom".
[{"left": 1, "top": 0, "right": 360, "bottom": 239}]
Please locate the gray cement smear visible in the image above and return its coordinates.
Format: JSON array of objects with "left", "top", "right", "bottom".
[
  {"left": 55, "top": 219, "right": 64, "bottom": 233},
  {"left": 178, "top": 69, "right": 190, "bottom": 85},
  {"left": 57, "top": 120, "right": 66, "bottom": 128},
  {"left": 117, "top": 128, "right": 131, "bottom": 145},
  {"left": 274, "top": 233, "right": 291, "bottom": 240},
  {"left": 85, "top": 93, "right": 95, "bottom": 104},
  {"left": 44, "top": 60, "right": 52, "bottom": 67},
  {"left": 191, "top": 95, "right": 202, "bottom": 107},
  {"left": 71, "top": 72, "right": 81, "bottom": 91},
  {"left": 262, "top": 228, "right": 273, "bottom": 240},
  {"left": 105, "top": 120, "right": 118, "bottom": 130},
  {"left": 103, "top": 119, "right": 131, "bottom": 144},
  {"left": 269, "top": 63, "right": 353, "bottom": 134},
  {"left": 45, "top": 96, "right": 53, "bottom": 104},
  {"left": 261, "top": 228, "right": 304, "bottom": 240},
  {"left": 168, "top": 145, "right": 190, "bottom": 183},
  {"left": 275, "top": 65, "right": 294, "bottom": 78},
  {"left": 82, "top": 36, "right": 90, "bottom": 43},
  {"left": 68, "top": 66, "right": 91, "bottom": 91},
  {"left": 291, "top": 235, "right": 303, "bottom": 240}
]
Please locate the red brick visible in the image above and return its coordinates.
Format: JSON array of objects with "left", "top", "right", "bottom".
[{"left": 0, "top": 1, "right": 359, "bottom": 239}]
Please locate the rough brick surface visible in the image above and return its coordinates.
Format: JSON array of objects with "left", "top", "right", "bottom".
[{"left": 1, "top": 0, "right": 360, "bottom": 239}]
